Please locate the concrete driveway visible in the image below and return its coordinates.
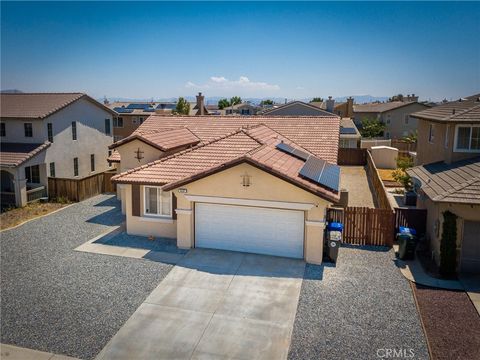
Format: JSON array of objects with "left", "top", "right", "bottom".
[{"left": 96, "top": 248, "right": 305, "bottom": 360}]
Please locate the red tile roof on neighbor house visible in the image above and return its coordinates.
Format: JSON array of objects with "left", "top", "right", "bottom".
[
  {"left": 109, "top": 127, "right": 201, "bottom": 152},
  {"left": 130, "top": 115, "right": 340, "bottom": 163},
  {"left": 112, "top": 124, "right": 340, "bottom": 202},
  {"left": 0, "top": 93, "right": 117, "bottom": 119},
  {"left": 0, "top": 142, "right": 51, "bottom": 167},
  {"left": 353, "top": 101, "right": 424, "bottom": 113},
  {"left": 107, "top": 150, "right": 121, "bottom": 163}
]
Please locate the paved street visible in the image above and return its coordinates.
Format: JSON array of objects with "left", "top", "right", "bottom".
[
  {"left": 0, "top": 195, "right": 173, "bottom": 360},
  {"left": 97, "top": 249, "right": 305, "bottom": 360}
]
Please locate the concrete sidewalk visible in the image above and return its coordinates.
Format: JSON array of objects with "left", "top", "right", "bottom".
[
  {"left": 96, "top": 249, "right": 305, "bottom": 360},
  {"left": 0, "top": 344, "right": 79, "bottom": 360}
]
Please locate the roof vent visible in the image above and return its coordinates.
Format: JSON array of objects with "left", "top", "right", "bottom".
[{"left": 452, "top": 109, "right": 456, "bottom": 115}]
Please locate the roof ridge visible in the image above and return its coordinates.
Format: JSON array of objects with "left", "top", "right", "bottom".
[
  {"left": 448, "top": 103, "right": 480, "bottom": 120},
  {"left": 0, "top": 92, "right": 84, "bottom": 95},
  {"left": 112, "top": 127, "right": 258, "bottom": 181}
]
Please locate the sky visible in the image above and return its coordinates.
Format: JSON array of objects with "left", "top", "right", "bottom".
[{"left": 1, "top": 1, "right": 479, "bottom": 101}]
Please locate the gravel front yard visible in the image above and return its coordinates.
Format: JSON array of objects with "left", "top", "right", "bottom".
[
  {"left": 413, "top": 284, "right": 480, "bottom": 360},
  {"left": 0, "top": 195, "right": 173, "bottom": 360},
  {"left": 289, "top": 245, "right": 429, "bottom": 360}
]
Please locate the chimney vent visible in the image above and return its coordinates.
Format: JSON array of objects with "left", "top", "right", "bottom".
[
  {"left": 452, "top": 109, "right": 456, "bottom": 114},
  {"left": 326, "top": 96, "right": 335, "bottom": 113},
  {"left": 196, "top": 92, "right": 205, "bottom": 115}
]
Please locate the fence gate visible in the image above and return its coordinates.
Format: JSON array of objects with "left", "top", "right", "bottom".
[{"left": 327, "top": 207, "right": 395, "bottom": 247}]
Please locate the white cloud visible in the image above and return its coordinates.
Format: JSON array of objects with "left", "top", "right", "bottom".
[{"left": 185, "top": 76, "right": 280, "bottom": 95}]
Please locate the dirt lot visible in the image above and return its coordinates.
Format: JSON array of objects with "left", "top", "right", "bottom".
[
  {"left": 339, "top": 166, "right": 375, "bottom": 207},
  {"left": 0, "top": 202, "right": 68, "bottom": 230},
  {"left": 413, "top": 284, "right": 480, "bottom": 360}
]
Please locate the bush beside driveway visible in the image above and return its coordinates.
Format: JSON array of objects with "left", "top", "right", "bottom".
[
  {"left": 0, "top": 195, "right": 173, "bottom": 360},
  {"left": 288, "top": 245, "right": 429, "bottom": 360}
]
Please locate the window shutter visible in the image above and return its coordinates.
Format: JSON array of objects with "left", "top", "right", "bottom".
[
  {"left": 172, "top": 193, "right": 177, "bottom": 220},
  {"left": 132, "top": 185, "right": 141, "bottom": 217}
]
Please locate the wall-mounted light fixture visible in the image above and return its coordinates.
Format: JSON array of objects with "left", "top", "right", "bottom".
[{"left": 241, "top": 173, "right": 251, "bottom": 187}]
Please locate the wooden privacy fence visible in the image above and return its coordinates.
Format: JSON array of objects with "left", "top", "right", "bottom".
[
  {"left": 104, "top": 171, "right": 117, "bottom": 193},
  {"left": 49, "top": 172, "right": 106, "bottom": 202},
  {"left": 338, "top": 148, "right": 367, "bottom": 165},
  {"left": 394, "top": 208, "right": 427, "bottom": 236},
  {"left": 327, "top": 207, "right": 395, "bottom": 247},
  {"left": 365, "top": 150, "right": 393, "bottom": 210}
]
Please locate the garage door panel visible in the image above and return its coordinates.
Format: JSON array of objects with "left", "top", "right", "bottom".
[{"left": 195, "top": 203, "right": 304, "bottom": 258}]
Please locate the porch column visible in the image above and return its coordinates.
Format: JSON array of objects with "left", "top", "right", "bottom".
[
  {"left": 305, "top": 220, "right": 325, "bottom": 264},
  {"left": 14, "top": 177, "right": 27, "bottom": 207},
  {"left": 175, "top": 208, "right": 193, "bottom": 249}
]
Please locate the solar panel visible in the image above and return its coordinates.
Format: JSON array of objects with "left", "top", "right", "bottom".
[
  {"left": 340, "top": 127, "right": 357, "bottom": 135},
  {"left": 144, "top": 108, "right": 155, "bottom": 112},
  {"left": 113, "top": 107, "right": 134, "bottom": 113},
  {"left": 275, "top": 142, "right": 311, "bottom": 161},
  {"left": 299, "top": 156, "right": 340, "bottom": 192},
  {"left": 126, "top": 103, "right": 152, "bottom": 110},
  {"left": 156, "top": 103, "right": 176, "bottom": 110}
]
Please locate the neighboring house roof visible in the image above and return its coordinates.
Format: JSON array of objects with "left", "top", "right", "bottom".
[
  {"left": 353, "top": 101, "right": 425, "bottom": 114},
  {"left": 107, "top": 150, "right": 121, "bottom": 163},
  {"left": 0, "top": 93, "right": 117, "bottom": 119},
  {"left": 109, "top": 127, "right": 200, "bottom": 151},
  {"left": 407, "top": 157, "right": 480, "bottom": 205},
  {"left": 261, "top": 101, "right": 335, "bottom": 116},
  {"left": 0, "top": 142, "right": 51, "bottom": 167},
  {"left": 133, "top": 115, "right": 340, "bottom": 163},
  {"left": 107, "top": 102, "right": 175, "bottom": 116},
  {"left": 411, "top": 94, "right": 480, "bottom": 122},
  {"left": 340, "top": 118, "right": 361, "bottom": 139},
  {"left": 112, "top": 125, "right": 340, "bottom": 202}
]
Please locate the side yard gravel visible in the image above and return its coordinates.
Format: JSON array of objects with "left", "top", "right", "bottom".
[
  {"left": 0, "top": 195, "right": 173, "bottom": 360},
  {"left": 413, "top": 284, "right": 480, "bottom": 360},
  {"left": 288, "top": 245, "right": 429, "bottom": 360}
]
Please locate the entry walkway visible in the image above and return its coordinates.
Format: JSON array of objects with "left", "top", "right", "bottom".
[{"left": 96, "top": 249, "right": 305, "bottom": 360}]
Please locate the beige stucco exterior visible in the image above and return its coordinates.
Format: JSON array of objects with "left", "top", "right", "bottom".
[
  {"left": 417, "top": 195, "right": 480, "bottom": 271},
  {"left": 415, "top": 120, "right": 480, "bottom": 165},
  {"left": 122, "top": 162, "right": 332, "bottom": 264}
]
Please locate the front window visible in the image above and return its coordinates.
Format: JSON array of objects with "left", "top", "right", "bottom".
[
  {"left": 113, "top": 117, "right": 123, "bottom": 128},
  {"left": 1, "top": 123, "right": 5, "bottom": 137},
  {"left": 105, "top": 119, "right": 111, "bottom": 135},
  {"left": 73, "top": 157, "right": 79, "bottom": 177},
  {"left": 49, "top": 162, "right": 55, "bottom": 177},
  {"left": 404, "top": 115, "right": 409, "bottom": 125},
  {"left": 455, "top": 125, "right": 480, "bottom": 152},
  {"left": 428, "top": 124, "right": 435, "bottom": 143},
  {"left": 72, "top": 121, "right": 77, "bottom": 140},
  {"left": 144, "top": 186, "right": 171, "bottom": 217},
  {"left": 47, "top": 123, "right": 53, "bottom": 142},
  {"left": 25, "top": 165, "right": 40, "bottom": 183},
  {"left": 90, "top": 154, "right": 95, "bottom": 172}
]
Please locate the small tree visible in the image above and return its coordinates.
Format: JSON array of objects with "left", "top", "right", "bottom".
[
  {"left": 392, "top": 156, "right": 414, "bottom": 191},
  {"left": 218, "top": 98, "right": 230, "bottom": 110},
  {"left": 360, "top": 117, "right": 386, "bottom": 138},
  {"left": 174, "top": 97, "right": 190, "bottom": 115},
  {"left": 260, "top": 99, "right": 273, "bottom": 106},
  {"left": 230, "top": 96, "right": 242, "bottom": 106},
  {"left": 311, "top": 97, "right": 324, "bottom": 103},
  {"left": 440, "top": 211, "right": 457, "bottom": 277}
]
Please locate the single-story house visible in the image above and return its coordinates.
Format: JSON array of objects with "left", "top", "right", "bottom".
[
  {"left": 111, "top": 115, "right": 341, "bottom": 264},
  {"left": 408, "top": 157, "right": 480, "bottom": 274}
]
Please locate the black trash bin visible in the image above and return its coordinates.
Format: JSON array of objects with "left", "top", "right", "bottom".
[
  {"left": 397, "top": 227, "right": 417, "bottom": 260},
  {"left": 325, "top": 222, "right": 343, "bottom": 263}
]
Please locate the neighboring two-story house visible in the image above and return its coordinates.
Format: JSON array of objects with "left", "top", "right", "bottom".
[
  {"left": 407, "top": 94, "right": 480, "bottom": 274},
  {"left": 354, "top": 101, "right": 429, "bottom": 139},
  {"left": 225, "top": 103, "right": 262, "bottom": 115},
  {"left": 106, "top": 101, "right": 176, "bottom": 141},
  {"left": 0, "top": 93, "right": 115, "bottom": 207}
]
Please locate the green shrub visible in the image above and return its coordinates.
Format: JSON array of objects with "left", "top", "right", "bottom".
[{"left": 440, "top": 211, "right": 457, "bottom": 277}]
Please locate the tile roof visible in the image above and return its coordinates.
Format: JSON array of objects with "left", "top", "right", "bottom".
[
  {"left": 0, "top": 142, "right": 51, "bottom": 167},
  {"left": 133, "top": 115, "right": 340, "bottom": 163},
  {"left": 112, "top": 125, "right": 340, "bottom": 202},
  {"left": 407, "top": 157, "right": 480, "bottom": 204},
  {"left": 353, "top": 101, "right": 422, "bottom": 113},
  {"left": 110, "top": 127, "right": 200, "bottom": 151},
  {"left": 107, "top": 102, "right": 176, "bottom": 116},
  {"left": 411, "top": 94, "right": 480, "bottom": 122},
  {"left": 0, "top": 93, "right": 116, "bottom": 119},
  {"left": 107, "top": 150, "right": 121, "bottom": 163}
]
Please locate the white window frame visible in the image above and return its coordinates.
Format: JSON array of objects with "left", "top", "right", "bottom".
[
  {"left": 113, "top": 117, "right": 124, "bottom": 128},
  {"left": 143, "top": 186, "right": 172, "bottom": 218},
  {"left": 454, "top": 124, "right": 480, "bottom": 153}
]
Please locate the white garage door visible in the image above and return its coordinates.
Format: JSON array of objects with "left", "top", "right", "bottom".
[{"left": 195, "top": 203, "right": 304, "bottom": 258}]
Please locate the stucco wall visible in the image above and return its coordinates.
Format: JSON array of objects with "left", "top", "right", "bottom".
[
  {"left": 123, "top": 162, "right": 332, "bottom": 264},
  {"left": 416, "top": 120, "right": 480, "bottom": 165},
  {"left": 113, "top": 114, "right": 148, "bottom": 140},
  {"left": 0, "top": 118, "right": 45, "bottom": 143},
  {"left": 116, "top": 139, "right": 163, "bottom": 173},
  {"left": 417, "top": 196, "right": 480, "bottom": 269}
]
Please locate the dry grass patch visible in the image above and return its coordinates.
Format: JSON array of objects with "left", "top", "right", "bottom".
[
  {"left": 377, "top": 168, "right": 396, "bottom": 181},
  {"left": 1, "top": 202, "right": 69, "bottom": 230}
]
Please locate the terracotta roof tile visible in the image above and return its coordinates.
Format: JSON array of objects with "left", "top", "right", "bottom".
[
  {"left": 411, "top": 94, "right": 480, "bottom": 122},
  {"left": 107, "top": 150, "right": 121, "bottom": 163},
  {"left": 0, "top": 142, "right": 51, "bottom": 167},
  {"left": 353, "top": 101, "right": 425, "bottom": 113}
]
